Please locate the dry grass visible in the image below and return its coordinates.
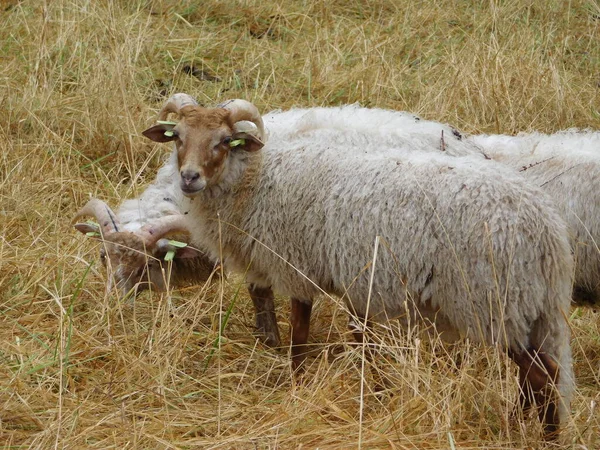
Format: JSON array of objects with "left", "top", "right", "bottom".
[{"left": 1, "top": 0, "right": 600, "bottom": 448}]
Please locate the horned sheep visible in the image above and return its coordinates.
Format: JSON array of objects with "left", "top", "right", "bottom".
[
  {"left": 73, "top": 141, "right": 281, "bottom": 346},
  {"left": 141, "top": 94, "right": 575, "bottom": 438}
]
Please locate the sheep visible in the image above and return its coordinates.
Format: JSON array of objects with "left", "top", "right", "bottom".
[
  {"left": 73, "top": 128, "right": 281, "bottom": 347},
  {"left": 263, "top": 105, "right": 600, "bottom": 307},
  {"left": 72, "top": 148, "right": 213, "bottom": 293},
  {"left": 469, "top": 131, "right": 600, "bottom": 307},
  {"left": 141, "top": 94, "right": 575, "bottom": 438}
]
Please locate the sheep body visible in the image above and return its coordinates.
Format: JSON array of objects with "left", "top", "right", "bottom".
[
  {"left": 264, "top": 105, "right": 600, "bottom": 305},
  {"left": 184, "top": 124, "right": 574, "bottom": 423},
  {"left": 470, "top": 132, "right": 600, "bottom": 304},
  {"left": 117, "top": 151, "right": 189, "bottom": 232},
  {"left": 262, "top": 105, "right": 476, "bottom": 157}
]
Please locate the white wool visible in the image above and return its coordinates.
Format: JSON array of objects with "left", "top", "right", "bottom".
[
  {"left": 117, "top": 151, "right": 192, "bottom": 232},
  {"left": 265, "top": 105, "right": 599, "bottom": 306},
  {"left": 470, "top": 131, "right": 600, "bottom": 304},
  {"left": 263, "top": 104, "right": 481, "bottom": 159}
]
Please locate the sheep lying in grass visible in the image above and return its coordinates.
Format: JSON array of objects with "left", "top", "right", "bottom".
[
  {"left": 264, "top": 105, "right": 600, "bottom": 307},
  {"left": 73, "top": 128, "right": 281, "bottom": 347},
  {"left": 141, "top": 94, "right": 575, "bottom": 438},
  {"left": 73, "top": 199, "right": 213, "bottom": 294}
]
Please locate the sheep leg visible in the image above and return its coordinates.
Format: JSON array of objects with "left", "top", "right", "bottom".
[
  {"left": 290, "top": 297, "right": 313, "bottom": 372},
  {"left": 248, "top": 284, "right": 281, "bottom": 348},
  {"left": 509, "top": 347, "right": 560, "bottom": 439}
]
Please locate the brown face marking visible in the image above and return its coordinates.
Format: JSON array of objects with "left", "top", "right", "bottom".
[
  {"left": 197, "top": 135, "right": 231, "bottom": 182},
  {"left": 176, "top": 107, "right": 236, "bottom": 187},
  {"left": 101, "top": 232, "right": 153, "bottom": 292}
]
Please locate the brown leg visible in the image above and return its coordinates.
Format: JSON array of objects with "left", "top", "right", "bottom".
[
  {"left": 290, "top": 297, "right": 313, "bottom": 372},
  {"left": 509, "top": 346, "right": 560, "bottom": 439},
  {"left": 248, "top": 284, "right": 281, "bottom": 348}
]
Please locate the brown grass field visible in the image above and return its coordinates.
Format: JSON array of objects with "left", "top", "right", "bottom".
[{"left": 1, "top": 0, "right": 600, "bottom": 448}]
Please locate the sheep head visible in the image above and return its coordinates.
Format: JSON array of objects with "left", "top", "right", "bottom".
[
  {"left": 142, "top": 94, "right": 265, "bottom": 197},
  {"left": 73, "top": 199, "right": 203, "bottom": 295}
]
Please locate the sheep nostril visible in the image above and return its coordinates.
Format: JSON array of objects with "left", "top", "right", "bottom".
[{"left": 181, "top": 170, "right": 200, "bottom": 184}]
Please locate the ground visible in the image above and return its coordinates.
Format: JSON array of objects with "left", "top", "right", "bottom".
[{"left": 1, "top": 0, "right": 599, "bottom": 448}]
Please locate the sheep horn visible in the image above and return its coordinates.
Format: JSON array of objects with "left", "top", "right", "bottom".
[
  {"left": 73, "top": 198, "right": 121, "bottom": 235},
  {"left": 157, "top": 93, "right": 199, "bottom": 121},
  {"left": 139, "top": 215, "right": 192, "bottom": 246},
  {"left": 219, "top": 99, "right": 266, "bottom": 143}
]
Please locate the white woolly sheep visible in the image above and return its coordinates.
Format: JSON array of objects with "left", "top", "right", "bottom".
[
  {"left": 263, "top": 105, "right": 600, "bottom": 307},
  {"left": 73, "top": 128, "right": 281, "bottom": 347},
  {"left": 470, "top": 131, "right": 600, "bottom": 306},
  {"left": 141, "top": 94, "right": 575, "bottom": 438}
]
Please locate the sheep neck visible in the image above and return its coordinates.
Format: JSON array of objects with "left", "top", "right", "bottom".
[{"left": 190, "top": 150, "right": 262, "bottom": 265}]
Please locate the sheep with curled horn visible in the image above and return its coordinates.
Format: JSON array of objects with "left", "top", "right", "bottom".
[
  {"left": 73, "top": 100, "right": 281, "bottom": 346},
  {"left": 261, "top": 105, "right": 600, "bottom": 307},
  {"left": 142, "top": 93, "right": 575, "bottom": 439},
  {"left": 73, "top": 197, "right": 214, "bottom": 295}
]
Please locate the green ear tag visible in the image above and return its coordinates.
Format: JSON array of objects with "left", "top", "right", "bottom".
[
  {"left": 164, "top": 250, "right": 176, "bottom": 262},
  {"left": 167, "top": 240, "right": 188, "bottom": 248},
  {"left": 164, "top": 130, "right": 174, "bottom": 137},
  {"left": 230, "top": 139, "right": 245, "bottom": 147},
  {"left": 84, "top": 221, "right": 100, "bottom": 237}
]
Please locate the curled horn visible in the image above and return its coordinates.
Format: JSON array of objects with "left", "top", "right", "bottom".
[
  {"left": 73, "top": 198, "right": 121, "bottom": 235},
  {"left": 219, "top": 99, "right": 266, "bottom": 143},
  {"left": 158, "top": 93, "right": 199, "bottom": 121},
  {"left": 139, "top": 215, "right": 192, "bottom": 246}
]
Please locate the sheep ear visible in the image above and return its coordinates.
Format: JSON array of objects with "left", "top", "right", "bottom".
[
  {"left": 231, "top": 132, "right": 264, "bottom": 152},
  {"left": 74, "top": 222, "right": 101, "bottom": 237},
  {"left": 142, "top": 124, "right": 178, "bottom": 143}
]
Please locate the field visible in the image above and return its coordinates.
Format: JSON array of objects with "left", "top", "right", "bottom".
[{"left": 1, "top": 0, "right": 600, "bottom": 448}]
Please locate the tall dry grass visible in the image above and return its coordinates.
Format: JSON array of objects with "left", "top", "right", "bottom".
[{"left": 1, "top": 0, "right": 599, "bottom": 448}]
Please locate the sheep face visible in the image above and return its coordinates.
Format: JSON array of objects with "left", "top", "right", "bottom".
[
  {"left": 76, "top": 224, "right": 206, "bottom": 295},
  {"left": 142, "top": 101, "right": 265, "bottom": 197},
  {"left": 74, "top": 199, "right": 204, "bottom": 296},
  {"left": 74, "top": 224, "right": 159, "bottom": 294}
]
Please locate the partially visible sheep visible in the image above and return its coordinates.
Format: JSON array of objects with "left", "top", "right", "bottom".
[
  {"left": 73, "top": 198, "right": 214, "bottom": 294},
  {"left": 142, "top": 94, "right": 575, "bottom": 438},
  {"left": 470, "top": 131, "right": 600, "bottom": 306},
  {"left": 264, "top": 105, "right": 600, "bottom": 306},
  {"left": 262, "top": 104, "right": 475, "bottom": 158},
  {"left": 73, "top": 133, "right": 281, "bottom": 347},
  {"left": 73, "top": 148, "right": 213, "bottom": 294}
]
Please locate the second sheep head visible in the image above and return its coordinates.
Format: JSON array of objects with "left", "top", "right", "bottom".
[{"left": 73, "top": 198, "right": 206, "bottom": 296}]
